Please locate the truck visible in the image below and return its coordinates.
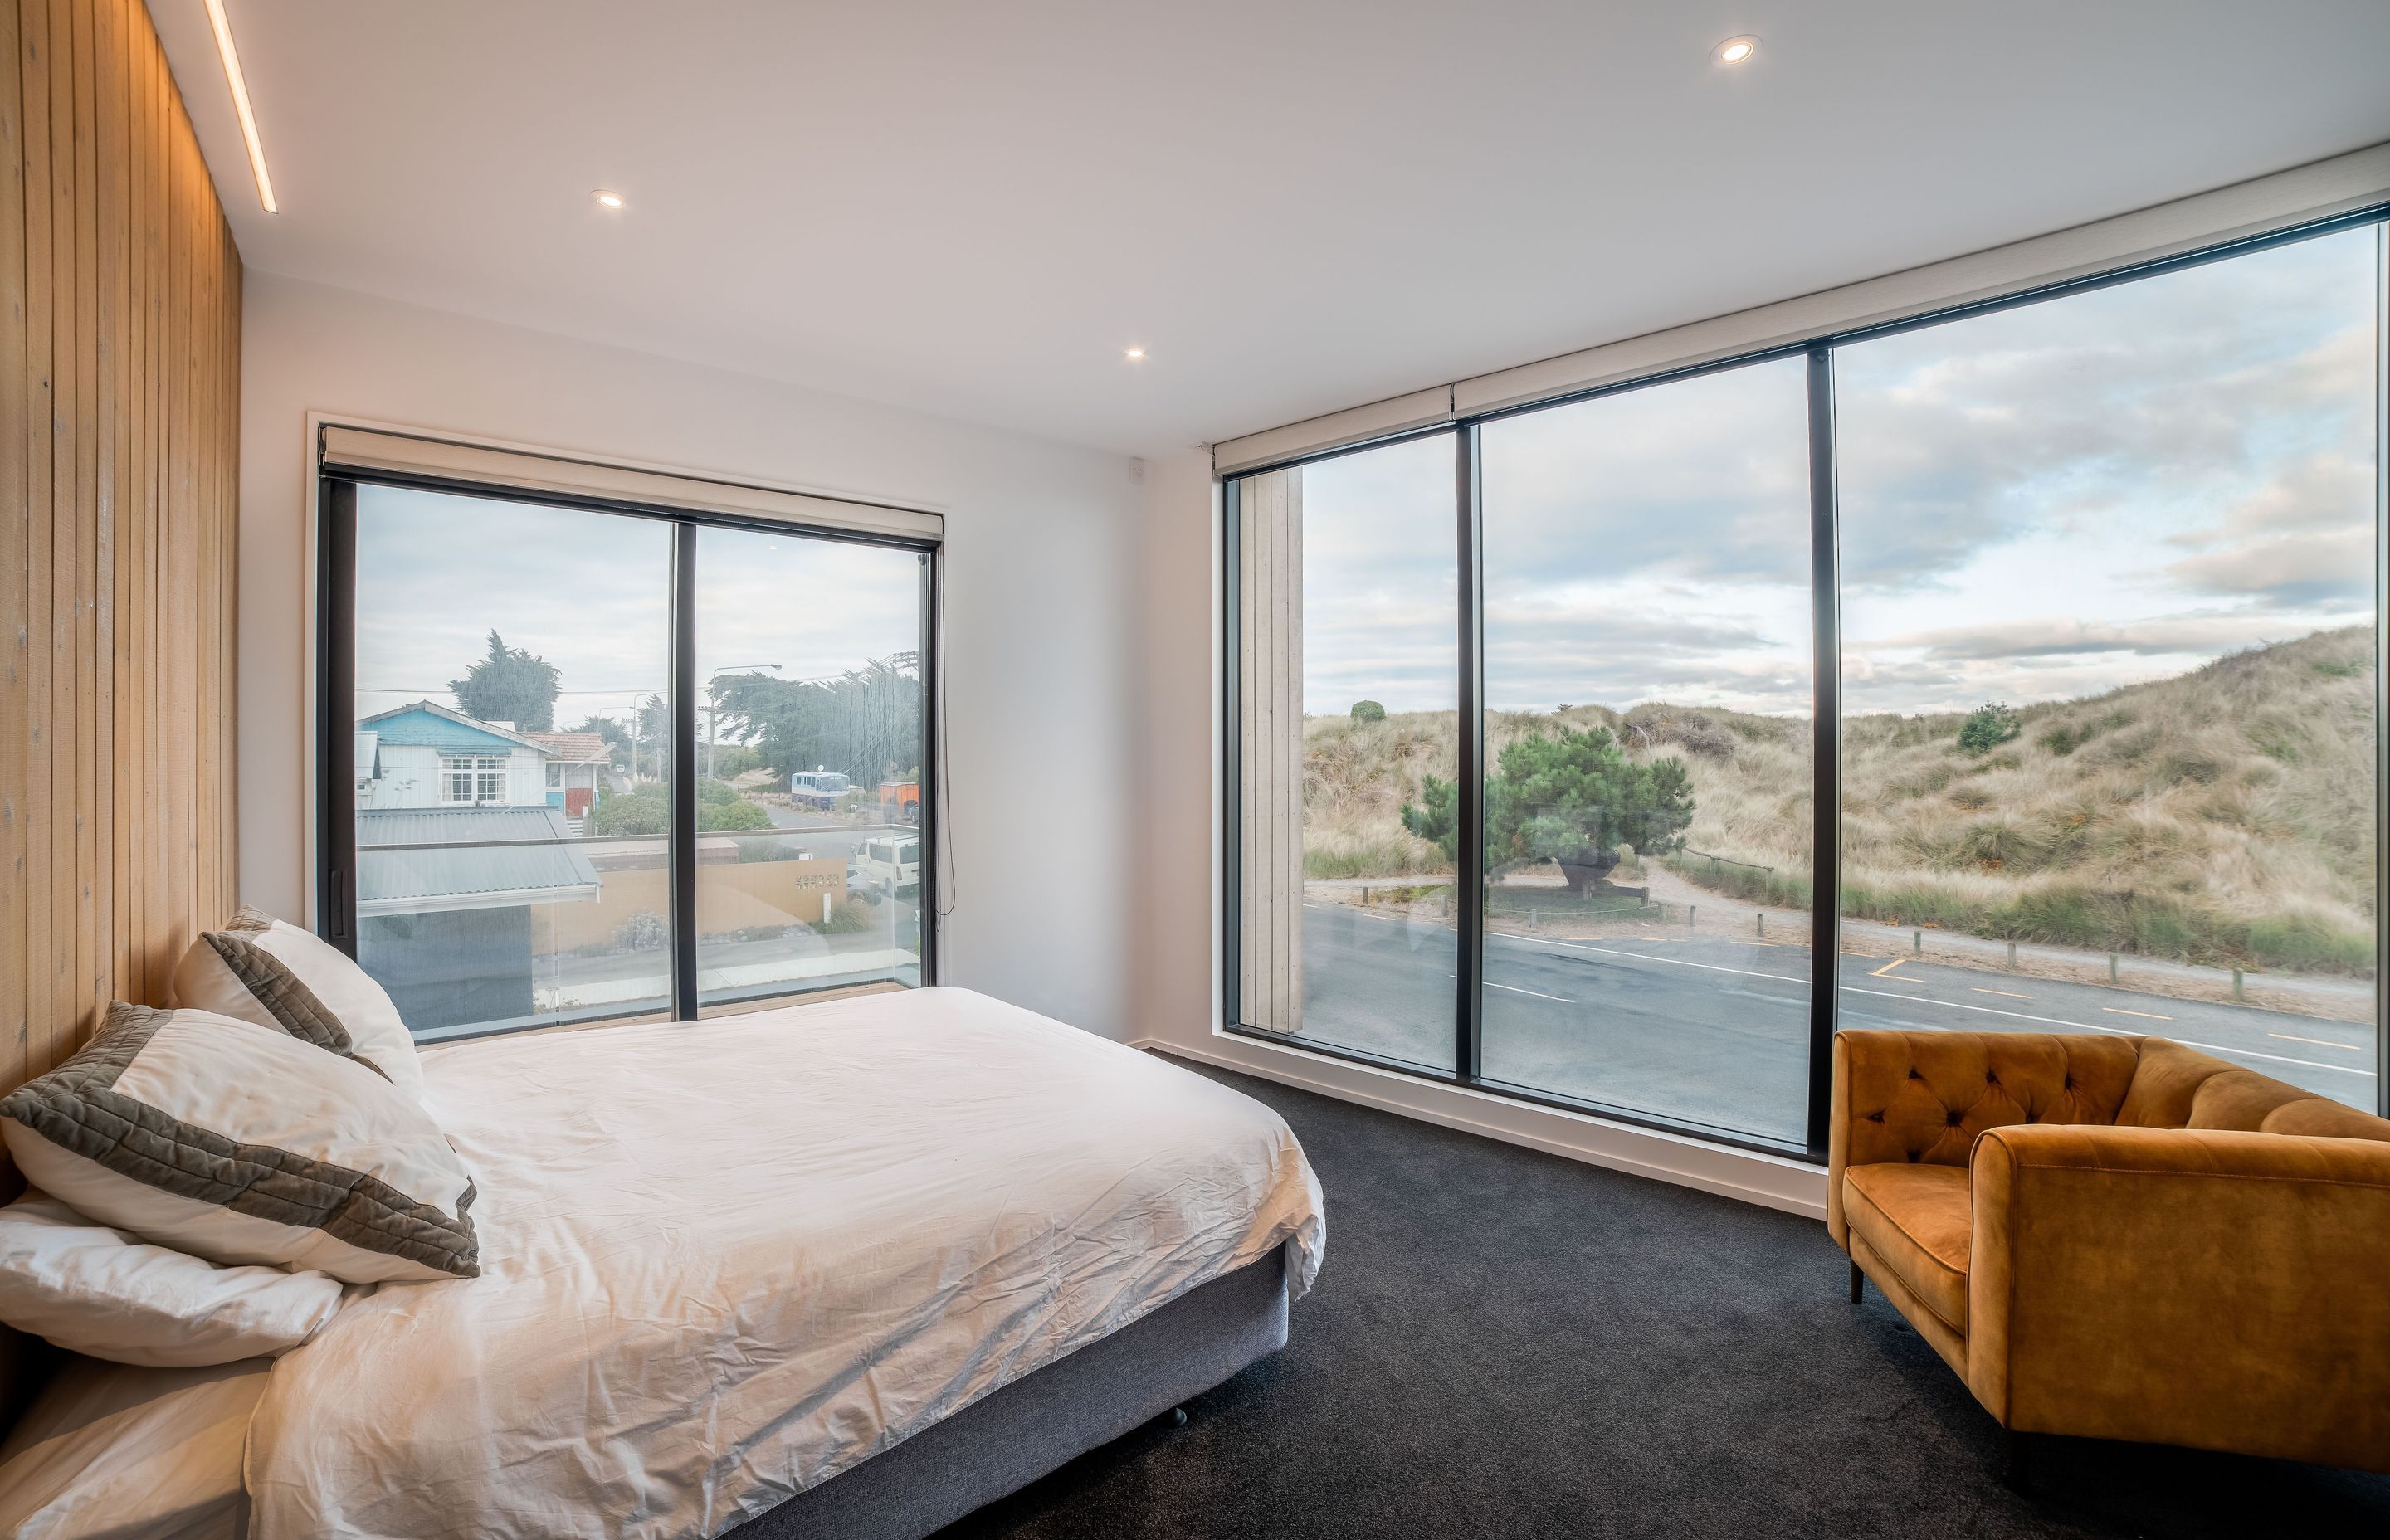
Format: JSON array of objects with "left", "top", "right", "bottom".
[
  {"left": 878, "top": 780, "right": 921, "bottom": 825},
  {"left": 788, "top": 767, "right": 849, "bottom": 812}
]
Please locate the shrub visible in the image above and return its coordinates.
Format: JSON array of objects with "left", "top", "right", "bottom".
[
  {"left": 1349, "top": 699, "right": 1387, "bottom": 724},
  {"left": 812, "top": 899, "right": 874, "bottom": 934},
  {"left": 1956, "top": 702, "right": 2020, "bottom": 754},
  {"left": 591, "top": 783, "right": 775, "bottom": 835},
  {"left": 614, "top": 909, "right": 666, "bottom": 952}
]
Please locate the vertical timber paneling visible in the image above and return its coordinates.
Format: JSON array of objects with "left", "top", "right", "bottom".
[
  {"left": 0, "top": 0, "right": 238, "bottom": 1119},
  {"left": 1236, "top": 468, "right": 1304, "bottom": 1034},
  {"left": 0, "top": 0, "right": 240, "bottom": 1416}
]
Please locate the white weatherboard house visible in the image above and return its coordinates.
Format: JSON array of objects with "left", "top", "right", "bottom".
[
  {"left": 351, "top": 701, "right": 602, "bottom": 1032},
  {"left": 356, "top": 700, "right": 554, "bottom": 810}
]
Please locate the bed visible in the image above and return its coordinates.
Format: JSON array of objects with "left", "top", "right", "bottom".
[{"left": 1, "top": 987, "right": 1325, "bottom": 1540}]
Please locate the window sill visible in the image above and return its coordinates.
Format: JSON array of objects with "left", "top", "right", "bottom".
[{"left": 1144, "top": 1024, "right": 1828, "bottom": 1221}]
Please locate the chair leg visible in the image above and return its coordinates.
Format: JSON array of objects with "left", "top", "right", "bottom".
[
  {"left": 1848, "top": 1257, "right": 1863, "bottom": 1304},
  {"left": 2005, "top": 1430, "right": 2034, "bottom": 1492}
]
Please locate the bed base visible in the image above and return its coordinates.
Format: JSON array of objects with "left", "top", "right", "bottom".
[{"left": 720, "top": 1245, "right": 1290, "bottom": 1540}]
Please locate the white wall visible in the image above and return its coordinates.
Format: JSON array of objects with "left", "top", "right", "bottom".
[
  {"left": 240, "top": 273, "right": 1149, "bottom": 1039},
  {"left": 1129, "top": 448, "right": 1828, "bottom": 1217}
]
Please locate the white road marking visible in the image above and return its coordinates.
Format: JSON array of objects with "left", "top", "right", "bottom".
[
  {"left": 1511, "top": 935, "right": 1807, "bottom": 987},
  {"left": 2270, "top": 1031, "right": 2366, "bottom": 1052},
  {"left": 1454, "top": 972, "right": 1576, "bottom": 1005},
  {"left": 1845, "top": 987, "right": 2370, "bottom": 1078},
  {"left": 2103, "top": 1006, "right": 2173, "bottom": 1021}
]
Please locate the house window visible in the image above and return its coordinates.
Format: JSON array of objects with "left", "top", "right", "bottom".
[
  {"left": 442, "top": 755, "right": 507, "bottom": 805},
  {"left": 321, "top": 476, "right": 939, "bottom": 1045},
  {"left": 1225, "top": 213, "right": 2388, "bottom": 1149}
]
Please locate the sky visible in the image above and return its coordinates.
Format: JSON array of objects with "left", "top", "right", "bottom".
[
  {"left": 351, "top": 489, "right": 924, "bottom": 734},
  {"left": 1296, "top": 222, "right": 2381, "bottom": 719}
]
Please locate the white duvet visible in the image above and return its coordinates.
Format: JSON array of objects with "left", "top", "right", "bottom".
[{"left": 239, "top": 987, "right": 1324, "bottom": 1540}]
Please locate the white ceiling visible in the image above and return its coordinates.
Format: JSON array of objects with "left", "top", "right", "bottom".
[{"left": 151, "top": 2, "right": 2390, "bottom": 459}]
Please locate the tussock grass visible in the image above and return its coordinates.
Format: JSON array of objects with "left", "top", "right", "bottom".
[{"left": 1300, "top": 628, "right": 2378, "bottom": 977}]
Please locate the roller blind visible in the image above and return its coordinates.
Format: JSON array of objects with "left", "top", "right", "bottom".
[{"left": 319, "top": 424, "right": 944, "bottom": 543}]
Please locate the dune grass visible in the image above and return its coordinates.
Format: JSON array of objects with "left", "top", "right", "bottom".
[{"left": 1300, "top": 627, "right": 2378, "bottom": 977}]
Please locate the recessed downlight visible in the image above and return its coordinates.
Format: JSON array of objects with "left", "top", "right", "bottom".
[
  {"left": 593, "top": 189, "right": 626, "bottom": 209},
  {"left": 1124, "top": 347, "right": 1146, "bottom": 362},
  {"left": 1714, "top": 35, "right": 1758, "bottom": 66}
]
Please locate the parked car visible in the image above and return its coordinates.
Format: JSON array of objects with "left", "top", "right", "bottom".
[{"left": 849, "top": 835, "right": 921, "bottom": 898}]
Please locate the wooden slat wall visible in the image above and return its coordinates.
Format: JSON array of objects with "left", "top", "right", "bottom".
[
  {"left": 0, "top": 0, "right": 240, "bottom": 1410},
  {"left": 1237, "top": 469, "right": 1303, "bottom": 1034}
]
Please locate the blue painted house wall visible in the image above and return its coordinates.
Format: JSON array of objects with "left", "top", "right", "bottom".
[{"left": 362, "top": 706, "right": 526, "bottom": 754}]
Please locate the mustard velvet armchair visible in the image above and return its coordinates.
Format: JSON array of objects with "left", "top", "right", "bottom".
[{"left": 1827, "top": 1029, "right": 2390, "bottom": 1483}]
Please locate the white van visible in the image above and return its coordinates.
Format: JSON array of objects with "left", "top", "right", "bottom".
[{"left": 850, "top": 835, "right": 921, "bottom": 896}]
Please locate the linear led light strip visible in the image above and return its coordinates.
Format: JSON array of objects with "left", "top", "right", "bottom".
[{"left": 202, "top": 0, "right": 276, "bottom": 212}]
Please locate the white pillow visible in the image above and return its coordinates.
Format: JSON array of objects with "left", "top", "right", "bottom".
[
  {"left": 170, "top": 905, "right": 424, "bottom": 1101},
  {"left": 1, "top": 1004, "right": 480, "bottom": 1284},
  {"left": 0, "top": 1195, "right": 348, "bottom": 1367}
]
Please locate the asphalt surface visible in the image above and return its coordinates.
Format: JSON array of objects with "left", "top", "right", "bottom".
[{"left": 1290, "top": 903, "right": 2379, "bottom": 1143}]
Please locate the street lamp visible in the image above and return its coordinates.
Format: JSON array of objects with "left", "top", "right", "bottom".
[{"left": 706, "top": 663, "right": 782, "bottom": 780}]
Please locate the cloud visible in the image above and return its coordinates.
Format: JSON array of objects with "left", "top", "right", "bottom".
[
  {"left": 1288, "top": 226, "right": 2382, "bottom": 724},
  {"left": 1859, "top": 612, "right": 2309, "bottom": 662},
  {"left": 352, "top": 486, "right": 924, "bottom": 733},
  {"left": 2164, "top": 524, "right": 2373, "bottom": 603}
]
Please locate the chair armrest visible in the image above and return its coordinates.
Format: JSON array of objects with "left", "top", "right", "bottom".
[{"left": 1966, "top": 1123, "right": 2390, "bottom": 1465}]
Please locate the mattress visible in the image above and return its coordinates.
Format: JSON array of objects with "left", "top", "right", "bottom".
[{"left": 238, "top": 987, "right": 1325, "bottom": 1539}]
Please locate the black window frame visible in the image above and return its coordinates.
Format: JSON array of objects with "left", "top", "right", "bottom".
[
  {"left": 1222, "top": 207, "right": 2390, "bottom": 1157},
  {"left": 315, "top": 465, "right": 941, "bottom": 1040}
]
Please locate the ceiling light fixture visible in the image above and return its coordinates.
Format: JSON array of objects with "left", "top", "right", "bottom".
[
  {"left": 593, "top": 189, "right": 626, "bottom": 209},
  {"left": 1714, "top": 35, "right": 1759, "bottom": 66},
  {"left": 202, "top": 0, "right": 276, "bottom": 212},
  {"left": 1124, "top": 347, "right": 1146, "bottom": 361}
]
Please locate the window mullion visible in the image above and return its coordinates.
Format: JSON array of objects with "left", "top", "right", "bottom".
[
  {"left": 670, "top": 521, "right": 700, "bottom": 1021},
  {"left": 1456, "top": 424, "right": 1485, "bottom": 1086},
  {"left": 1804, "top": 344, "right": 1842, "bottom": 1159}
]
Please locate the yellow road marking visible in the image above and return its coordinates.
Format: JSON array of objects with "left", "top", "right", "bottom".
[
  {"left": 2103, "top": 1006, "right": 2173, "bottom": 1021},
  {"left": 2270, "top": 1032, "right": 2364, "bottom": 1052},
  {"left": 1972, "top": 987, "right": 2032, "bottom": 999},
  {"left": 1871, "top": 958, "right": 1908, "bottom": 977}
]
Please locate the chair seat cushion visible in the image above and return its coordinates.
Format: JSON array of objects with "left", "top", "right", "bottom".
[{"left": 1843, "top": 1162, "right": 1972, "bottom": 1333}]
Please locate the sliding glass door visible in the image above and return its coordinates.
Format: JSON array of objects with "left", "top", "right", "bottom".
[
  {"left": 323, "top": 479, "right": 937, "bottom": 1042},
  {"left": 1226, "top": 212, "right": 2388, "bottom": 1150},
  {"left": 1834, "top": 226, "right": 2382, "bottom": 1109},
  {"left": 1476, "top": 356, "right": 1816, "bottom": 1144},
  {"left": 693, "top": 527, "right": 930, "bottom": 1008}
]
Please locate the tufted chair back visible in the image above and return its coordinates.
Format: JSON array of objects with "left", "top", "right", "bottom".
[
  {"left": 1836, "top": 1032, "right": 2141, "bottom": 1169},
  {"left": 2116, "top": 1036, "right": 2390, "bottom": 1140},
  {"left": 1834, "top": 1031, "right": 2390, "bottom": 1177}
]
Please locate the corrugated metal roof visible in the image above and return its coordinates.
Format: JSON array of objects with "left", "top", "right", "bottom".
[{"left": 356, "top": 806, "right": 602, "bottom": 914}]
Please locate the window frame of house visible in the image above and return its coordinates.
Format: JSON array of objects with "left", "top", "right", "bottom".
[
  {"left": 1221, "top": 207, "right": 2390, "bottom": 1155},
  {"left": 315, "top": 469, "right": 944, "bottom": 1037},
  {"left": 438, "top": 753, "right": 507, "bottom": 806}
]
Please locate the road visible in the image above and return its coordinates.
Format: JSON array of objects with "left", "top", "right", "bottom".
[{"left": 1288, "top": 904, "right": 2378, "bottom": 1144}]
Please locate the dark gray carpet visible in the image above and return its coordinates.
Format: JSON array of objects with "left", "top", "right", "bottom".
[{"left": 940, "top": 1060, "right": 2390, "bottom": 1540}]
